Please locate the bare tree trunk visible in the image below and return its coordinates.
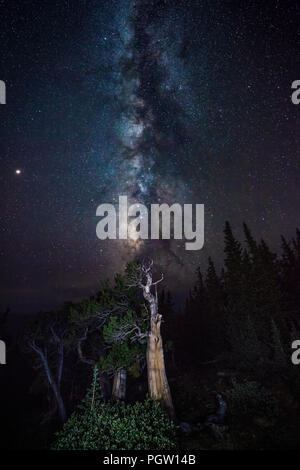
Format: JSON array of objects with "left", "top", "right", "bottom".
[
  {"left": 147, "top": 308, "right": 175, "bottom": 419},
  {"left": 30, "top": 342, "right": 67, "bottom": 423},
  {"left": 111, "top": 368, "right": 127, "bottom": 401},
  {"left": 54, "top": 385, "right": 67, "bottom": 423},
  {"left": 43, "top": 353, "right": 67, "bottom": 423},
  {"left": 140, "top": 262, "right": 175, "bottom": 419}
]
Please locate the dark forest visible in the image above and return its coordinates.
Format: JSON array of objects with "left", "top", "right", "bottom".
[{"left": 1, "top": 222, "right": 300, "bottom": 450}]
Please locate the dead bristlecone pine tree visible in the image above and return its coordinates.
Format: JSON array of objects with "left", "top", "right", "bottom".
[{"left": 136, "top": 260, "right": 175, "bottom": 420}]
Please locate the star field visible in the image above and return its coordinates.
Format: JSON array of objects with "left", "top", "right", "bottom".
[{"left": 0, "top": 0, "right": 300, "bottom": 314}]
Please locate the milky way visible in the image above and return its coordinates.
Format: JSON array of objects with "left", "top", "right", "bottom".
[
  {"left": 1, "top": 0, "right": 300, "bottom": 314},
  {"left": 96, "top": 0, "right": 200, "bottom": 267}
]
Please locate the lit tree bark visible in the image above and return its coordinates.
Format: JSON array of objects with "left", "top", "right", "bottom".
[
  {"left": 111, "top": 368, "right": 127, "bottom": 401},
  {"left": 139, "top": 261, "right": 175, "bottom": 419}
]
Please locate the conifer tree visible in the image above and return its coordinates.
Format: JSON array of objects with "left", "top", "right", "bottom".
[{"left": 100, "top": 310, "right": 147, "bottom": 401}]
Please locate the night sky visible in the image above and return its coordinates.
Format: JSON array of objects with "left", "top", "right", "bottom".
[{"left": 1, "top": 0, "right": 300, "bottom": 315}]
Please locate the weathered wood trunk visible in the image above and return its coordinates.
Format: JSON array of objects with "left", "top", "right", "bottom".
[
  {"left": 31, "top": 343, "right": 67, "bottom": 423},
  {"left": 142, "top": 271, "right": 175, "bottom": 419},
  {"left": 147, "top": 313, "right": 175, "bottom": 419},
  {"left": 0, "top": 340, "right": 6, "bottom": 364},
  {"left": 44, "top": 358, "right": 67, "bottom": 423},
  {"left": 111, "top": 368, "right": 127, "bottom": 401},
  {"left": 55, "top": 388, "right": 67, "bottom": 423}
]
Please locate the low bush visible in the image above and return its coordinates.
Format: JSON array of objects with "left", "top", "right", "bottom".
[
  {"left": 52, "top": 398, "right": 176, "bottom": 450},
  {"left": 225, "top": 379, "right": 281, "bottom": 421}
]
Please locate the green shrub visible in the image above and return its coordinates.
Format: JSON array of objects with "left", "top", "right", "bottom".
[
  {"left": 52, "top": 399, "right": 176, "bottom": 450},
  {"left": 226, "top": 379, "right": 281, "bottom": 421}
]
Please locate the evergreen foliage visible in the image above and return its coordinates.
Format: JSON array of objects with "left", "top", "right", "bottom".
[
  {"left": 52, "top": 368, "right": 176, "bottom": 450},
  {"left": 226, "top": 379, "right": 281, "bottom": 421}
]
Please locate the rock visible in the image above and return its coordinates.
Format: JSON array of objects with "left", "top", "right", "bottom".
[{"left": 179, "top": 421, "right": 199, "bottom": 434}]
